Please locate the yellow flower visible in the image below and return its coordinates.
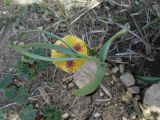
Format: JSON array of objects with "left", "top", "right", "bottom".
[{"left": 51, "top": 35, "right": 88, "bottom": 73}]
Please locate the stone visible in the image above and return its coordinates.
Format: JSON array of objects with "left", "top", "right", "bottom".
[
  {"left": 111, "top": 66, "right": 119, "bottom": 74},
  {"left": 119, "top": 64, "right": 125, "bottom": 73},
  {"left": 68, "top": 82, "right": 74, "bottom": 89},
  {"left": 120, "top": 72, "right": 135, "bottom": 87},
  {"left": 127, "top": 86, "right": 140, "bottom": 94},
  {"left": 19, "top": 42, "right": 24, "bottom": 45},
  {"left": 93, "top": 112, "right": 101, "bottom": 118},
  {"left": 122, "top": 91, "right": 132, "bottom": 104},
  {"left": 73, "top": 61, "right": 97, "bottom": 88},
  {"left": 143, "top": 83, "right": 160, "bottom": 110},
  {"left": 122, "top": 117, "right": 128, "bottom": 120},
  {"left": 99, "top": 92, "right": 104, "bottom": 97},
  {"left": 13, "top": 41, "right": 18, "bottom": 45},
  {"left": 62, "top": 113, "right": 69, "bottom": 119},
  {"left": 142, "top": 83, "right": 160, "bottom": 119}
]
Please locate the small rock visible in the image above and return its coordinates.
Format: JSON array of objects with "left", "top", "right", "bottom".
[
  {"left": 111, "top": 75, "right": 118, "bottom": 81},
  {"left": 13, "top": 41, "right": 18, "bottom": 45},
  {"left": 62, "top": 113, "right": 69, "bottom": 119},
  {"left": 143, "top": 83, "right": 160, "bottom": 110},
  {"left": 2, "top": 11, "right": 8, "bottom": 15},
  {"left": 93, "top": 112, "right": 101, "bottom": 118},
  {"left": 111, "top": 80, "right": 114, "bottom": 84},
  {"left": 130, "top": 113, "right": 136, "bottom": 119},
  {"left": 68, "top": 82, "right": 74, "bottom": 89},
  {"left": 120, "top": 72, "right": 135, "bottom": 87},
  {"left": 37, "top": 26, "right": 43, "bottom": 30},
  {"left": 122, "top": 91, "right": 132, "bottom": 104},
  {"left": 62, "top": 85, "right": 67, "bottom": 89},
  {"left": 127, "top": 86, "right": 140, "bottom": 94},
  {"left": 19, "top": 42, "right": 24, "bottom": 45},
  {"left": 122, "top": 117, "right": 128, "bottom": 120},
  {"left": 134, "top": 95, "right": 140, "bottom": 101},
  {"left": 119, "top": 64, "right": 125, "bottom": 73},
  {"left": 111, "top": 66, "right": 119, "bottom": 73},
  {"left": 99, "top": 92, "right": 104, "bottom": 97}
]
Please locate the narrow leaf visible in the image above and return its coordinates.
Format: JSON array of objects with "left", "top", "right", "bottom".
[
  {"left": 11, "top": 46, "right": 80, "bottom": 62},
  {"left": 0, "top": 73, "right": 13, "bottom": 89},
  {"left": 99, "top": 29, "right": 127, "bottom": 62},
  {"left": 19, "top": 105, "right": 37, "bottom": 120},
  {"left": 73, "top": 63, "right": 106, "bottom": 96},
  {"left": 4, "top": 86, "right": 17, "bottom": 101},
  {"left": 17, "top": 43, "right": 77, "bottom": 56},
  {"left": 136, "top": 76, "right": 160, "bottom": 83},
  {"left": 15, "top": 87, "right": 29, "bottom": 104},
  {"left": 29, "top": 30, "right": 77, "bottom": 52}
]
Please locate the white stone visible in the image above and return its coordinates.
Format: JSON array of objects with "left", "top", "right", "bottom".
[
  {"left": 120, "top": 72, "right": 135, "bottom": 87},
  {"left": 111, "top": 66, "right": 119, "bottom": 73},
  {"left": 13, "top": 41, "right": 18, "bottom": 45},
  {"left": 93, "top": 112, "right": 101, "bottom": 118},
  {"left": 143, "top": 83, "right": 160, "bottom": 109},
  {"left": 62, "top": 113, "right": 69, "bottom": 119},
  {"left": 99, "top": 92, "right": 104, "bottom": 97},
  {"left": 119, "top": 64, "right": 125, "bottom": 73},
  {"left": 68, "top": 82, "right": 74, "bottom": 89}
]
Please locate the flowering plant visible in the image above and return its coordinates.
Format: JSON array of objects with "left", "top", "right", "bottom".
[{"left": 11, "top": 29, "right": 127, "bottom": 96}]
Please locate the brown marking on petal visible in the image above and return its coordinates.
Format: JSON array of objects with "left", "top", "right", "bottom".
[
  {"left": 66, "top": 60, "right": 75, "bottom": 68},
  {"left": 74, "top": 42, "right": 81, "bottom": 52}
]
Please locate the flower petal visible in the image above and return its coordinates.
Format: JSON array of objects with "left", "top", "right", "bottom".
[{"left": 51, "top": 35, "right": 88, "bottom": 73}]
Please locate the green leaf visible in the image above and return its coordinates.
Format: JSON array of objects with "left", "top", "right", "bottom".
[
  {"left": 0, "top": 73, "right": 13, "bottom": 89},
  {"left": 4, "top": 86, "right": 17, "bottom": 101},
  {"left": 19, "top": 105, "right": 37, "bottom": 120},
  {"left": 136, "top": 76, "right": 160, "bottom": 84},
  {"left": 18, "top": 43, "right": 77, "bottom": 56},
  {"left": 15, "top": 87, "right": 29, "bottom": 104},
  {"left": 11, "top": 46, "right": 80, "bottom": 62},
  {"left": 14, "top": 60, "right": 31, "bottom": 79},
  {"left": 29, "top": 30, "right": 76, "bottom": 52},
  {"left": 0, "top": 109, "right": 5, "bottom": 120},
  {"left": 73, "top": 63, "right": 107, "bottom": 96},
  {"left": 18, "top": 5, "right": 27, "bottom": 17},
  {"left": 99, "top": 29, "right": 127, "bottom": 62},
  {"left": 42, "top": 105, "right": 62, "bottom": 120}
]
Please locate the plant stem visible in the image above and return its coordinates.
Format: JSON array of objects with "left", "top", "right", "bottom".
[
  {"left": 77, "top": 53, "right": 101, "bottom": 63},
  {"left": 109, "top": 28, "right": 127, "bottom": 43}
]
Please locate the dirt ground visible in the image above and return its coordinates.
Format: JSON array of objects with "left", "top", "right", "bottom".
[{"left": 0, "top": 0, "right": 160, "bottom": 120}]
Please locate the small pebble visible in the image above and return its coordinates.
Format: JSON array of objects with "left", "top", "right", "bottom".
[
  {"left": 62, "top": 113, "right": 69, "bottom": 119},
  {"left": 130, "top": 113, "right": 136, "bottom": 119},
  {"left": 111, "top": 66, "right": 119, "bottom": 73},
  {"left": 127, "top": 86, "right": 140, "bottom": 94},
  {"left": 111, "top": 75, "right": 118, "bottom": 81},
  {"left": 99, "top": 92, "right": 104, "bottom": 97},
  {"left": 120, "top": 72, "right": 135, "bottom": 87},
  {"left": 19, "top": 42, "right": 24, "bottom": 45},
  {"left": 122, "top": 91, "right": 132, "bottom": 104},
  {"left": 2, "top": 11, "right": 8, "bottom": 14},
  {"left": 68, "top": 82, "right": 74, "bottom": 89},
  {"left": 37, "top": 26, "right": 43, "bottom": 30},
  {"left": 13, "top": 41, "right": 18, "bottom": 45},
  {"left": 93, "top": 112, "right": 101, "bottom": 118},
  {"left": 122, "top": 117, "right": 128, "bottom": 120},
  {"left": 111, "top": 80, "right": 114, "bottom": 84},
  {"left": 62, "top": 85, "right": 67, "bottom": 89},
  {"left": 119, "top": 64, "right": 125, "bottom": 73}
]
